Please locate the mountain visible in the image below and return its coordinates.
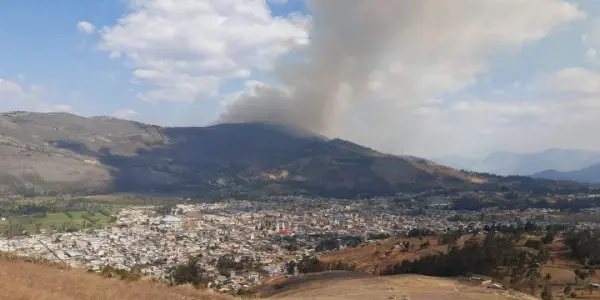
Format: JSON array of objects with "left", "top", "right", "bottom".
[
  {"left": 533, "top": 163, "right": 600, "bottom": 184},
  {"left": 435, "top": 148, "right": 600, "bottom": 176},
  {"left": 0, "top": 111, "right": 484, "bottom": 197}
]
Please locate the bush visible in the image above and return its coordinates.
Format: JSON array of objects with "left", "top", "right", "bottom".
[
  {"left": 315, "top": 239, "right": 340, "bottom": 252},
  {"left": 169, "top": 257, "right": 209, "bottom": 286},
  {"left": 438, "top": 233, "right": 459, "bottom": 245},
  {"left": 542, "top": 232, "right": 555, "bottom": 244},
  {"left": 524, "top": 239, "right": 542, "bottom": 250},
  {"left": 98, "top": 209, "right": 111, "bottom": 217},
  {"left": 99, "top": 265, "right": 142, "bottom": 281},
  {"left": 296, "top": 255, "right": 355, "bottom": 273},
  {"left": 368, "top": 233, "right": 390, "bottom": 240}
]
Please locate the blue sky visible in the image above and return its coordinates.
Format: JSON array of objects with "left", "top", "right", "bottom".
[
  {"left": 1, "top": 0, "right": 600, "bottom": 157},
  {"left": 0, "top": 0, "right": 306, "bottom": 124}
]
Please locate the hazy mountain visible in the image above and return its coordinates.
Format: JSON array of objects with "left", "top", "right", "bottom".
[
  {"left": 0, "top": 111, "right": 485, "bottom": 197},
  {"left": 435, "top": 148, "right": 600, "bottom": 176},
  {"left": 533, "top": 163, "right": 600, "bottom": 184}
]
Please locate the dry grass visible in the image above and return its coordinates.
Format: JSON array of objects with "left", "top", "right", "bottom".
[
  {"left": 257, "top": 272, "right": 537, "bottom": 300},
  {"left": 0, "top": 259, "right": 232, "bottom": 300},
  {"left": 0, "top": 255, "right": 544, "bottom": 300}
]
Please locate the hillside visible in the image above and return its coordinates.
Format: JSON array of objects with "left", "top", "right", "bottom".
[
  {"left": 436, "top": 148, "right": 600, "bottom": 176},
  {"left": 0, "top": 259, "right": 537, "bottom": 300},
  {"left": 255, "top": 271, "right": 537, "bottom": 300},
  {"left": 533, "top": 163, "right": 600, "bottom": 184},
  {"left": 0, "top": 111, "right": 484, "bottom": 197},
  {"left": 0, "top": 259, "right": 231, "bottom": 300}
]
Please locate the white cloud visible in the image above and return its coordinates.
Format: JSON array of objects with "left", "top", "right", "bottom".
[
  {"left": 0, "top": 78, "right": 71, "bottom": 113},
  {"left": 267, "top": 0, "right": 288, "bottom": 5},
  {"left": 583, "top": 18, "right": 600, "bottom": 65},
  {"left": 539, "top": 67, "right": 600, "bottom": 94},
  {"left": 76, "top": 21, "right": 96, "bottom": 34},
  {"left": 586, "top": 48, "right": 598, "bottom": 62},
  {"left": 404, "top": 66, "right": 600, "bottom": 157},
  {"left": 112, "top": 108, "right": 139, "bottom": 120},
  {"left": 0, "top": 79, "right": 23, "bottom": 93},
  {"left": 99, "top": 0, "right": 309, "bottom": 102}
]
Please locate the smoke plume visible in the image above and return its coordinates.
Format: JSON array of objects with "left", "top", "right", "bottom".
[{"left": 219, "top": 1, "right": 411, "bottom": 133}]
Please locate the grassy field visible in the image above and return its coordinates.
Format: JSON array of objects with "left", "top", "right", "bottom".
[
  {"left": 0, "top": 210, "right": 113, "bottom": 235},
  {"left": 0, "top": 193, "right": 186, "bottom": 236}
]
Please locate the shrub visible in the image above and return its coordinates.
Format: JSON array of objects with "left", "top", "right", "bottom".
[{"left": 169, "top": 257, "right": 209, "bottom": 286}]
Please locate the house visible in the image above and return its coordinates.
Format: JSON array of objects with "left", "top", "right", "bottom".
[{"left": 161, "top": 216, "right": 182, "bottom": 224}]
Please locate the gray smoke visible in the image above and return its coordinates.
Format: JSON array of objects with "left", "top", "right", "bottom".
[{"left": 218, "top": 1, "right": 414, "bottom": 133}]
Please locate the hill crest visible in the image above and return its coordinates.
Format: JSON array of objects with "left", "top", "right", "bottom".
[{"left": 0, "top": 112, "right": 481, "bottom": 197}]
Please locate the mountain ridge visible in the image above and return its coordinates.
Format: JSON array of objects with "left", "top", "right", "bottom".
[
  {"left": 533, "top": 163, "right": 600, "bottom": 184},
  {"left": 0, "top": 111, "right": 484, "bottom": 197}
]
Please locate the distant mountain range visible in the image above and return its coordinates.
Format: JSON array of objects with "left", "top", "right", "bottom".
[
  {"left": 435, "top": 148, "right": 600, "bottom": 178},
  {"left": 532, "top": 164, "right": 600, "bottom": 184},
  {"left": 0, "top": 111, "right": 490, "bottom": 198}
]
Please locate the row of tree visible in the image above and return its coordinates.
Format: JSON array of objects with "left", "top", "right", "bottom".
[
  {"left": 285, "top": 255, "right": 356, "bottom": 275},
  {"left": 382, "top": 233, "right": 549, "bottom": 292},
  {"left": 564, "top": 229, "right": 600, "bottom": 265}
]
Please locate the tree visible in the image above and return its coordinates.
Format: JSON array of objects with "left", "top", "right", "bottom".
[
  {"left": 169, "top": 257, "right": 208, "bottom": 286},
  {"left": 285, "top": 260, "right": 297, "bottom": 275},
  {"left": 315, "top": 239, "right": 340, "bottom": 252},
  {"left": 542, "top": 232, "right": 555, "bottom": 244},
  {"left": 575, "top": 268, "right": 589, "bottom": 285}
]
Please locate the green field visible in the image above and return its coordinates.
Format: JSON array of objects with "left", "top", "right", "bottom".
[
  {"left": 0, "top": 193, "right": 184, "bottom": 236},
  {"left": 0, "top": 211, "right": 114, "bottom": 235}
]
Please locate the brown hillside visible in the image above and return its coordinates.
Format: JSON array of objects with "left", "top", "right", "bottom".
[
  {"left": 0, "top": 259, "right": 231, "bottom": 300},
  {"left": 0, "top": 257, "right": 541, "bottom": 300},
  {"left": 256, "top": 271, "right": 538, "bottom": 300}
]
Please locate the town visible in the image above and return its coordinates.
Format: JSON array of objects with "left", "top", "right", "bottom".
[{"left": 1, "top": 193, "right": 598, "bottom": 294}]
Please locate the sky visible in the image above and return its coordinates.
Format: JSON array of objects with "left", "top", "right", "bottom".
[{"left": 1, "top": 0, "right": 600, "bottom": 159}]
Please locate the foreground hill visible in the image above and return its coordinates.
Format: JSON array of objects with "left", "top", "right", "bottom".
[
  {"left": 0, "top": 111, "right": 484, "bottom": 197},
  {"left": 0, "top": 259, "right": 536, "bottom": 300},
  {"left": 255, "top": 271, "right": 537, "bottom": 300},
  {"left": 533, "top": 163, "right": 600, "bottom": 184},
  {"left": 0, "top": 259, "right": 231, "bottom": 300}
]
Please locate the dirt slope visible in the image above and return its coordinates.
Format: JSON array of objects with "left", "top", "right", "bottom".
[
  {"left": 259, "top": 271, "right": 539, "bottom": 300},
  {"left": 0, "top": 260, "right": 231, "bottom": 300},
  {"left": 0, "top": 259, "right": 540, "bottom": 300}
]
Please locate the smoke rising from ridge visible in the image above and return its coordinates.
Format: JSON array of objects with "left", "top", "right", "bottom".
[
  {"left": 219, "top": 1, "right": 411, "bottom": 132},
  {"left": 219, "top": 0, "right": 585, "bottom": 158}
]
